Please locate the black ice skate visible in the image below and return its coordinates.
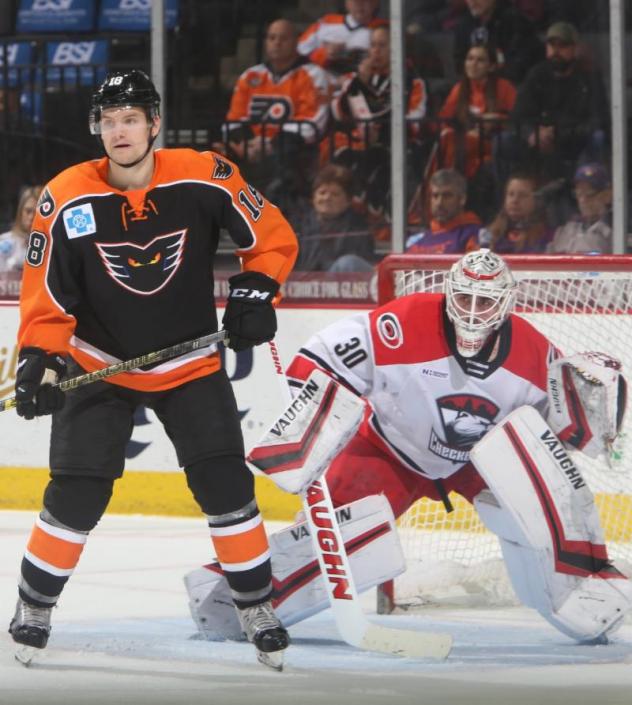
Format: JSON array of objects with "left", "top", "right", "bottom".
[
  {"left": 9, "top": 598, "right": 52, "bottom": 666},
  {"left": 237, "top": 600, "right": 290, "bottom": 671}
]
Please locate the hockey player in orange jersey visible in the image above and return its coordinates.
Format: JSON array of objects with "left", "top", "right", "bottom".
[{"left": 9, "top": 70, "right": 298, "bottom": 670}]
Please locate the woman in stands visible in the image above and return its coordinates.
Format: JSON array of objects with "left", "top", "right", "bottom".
[
  {"left": 0, "top": 185, "right": 41, "bottom": 272},
  {"left": 437, "top": 42, "right": 516, "bottom": 180}
]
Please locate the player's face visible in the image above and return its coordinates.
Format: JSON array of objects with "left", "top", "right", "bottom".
[
  {"left": 368, "top": 28, "right": 389, "bottom": 71},
  {"left": 464, "top": 46, "right": 493, "bottom": 81},
  {"left": 504, "top": 178, "right": 536, "bottom": 222},
  {"left": 452, "top": 293, "right": 497, "bottom": 323},
  {"left": 265, "top": 21, "right": 297, "bottom": 64},
  {"left": 100, "top": 107, "right": 159, "bottom": 165},
  {"left": 346, "top": 0, "right": 378, "bottom": 24},
  {"left": 313, "top": 182, "right": 350, "bottom": 219},
  {"left": 430, "top": 184, "right": 465, "bottom": 223}
]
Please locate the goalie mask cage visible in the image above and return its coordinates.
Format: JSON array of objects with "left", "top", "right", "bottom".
[{"left": 376, "top": 254, "right": 632, "bottom": 612}]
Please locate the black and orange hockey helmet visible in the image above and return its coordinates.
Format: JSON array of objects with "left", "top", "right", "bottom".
[{"left": 89, "top": 69, "right": 161, "bottom": 135}]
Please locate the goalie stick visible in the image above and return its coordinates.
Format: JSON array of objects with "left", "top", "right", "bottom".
[
  {"left": 0, "top": 330, "right": 227, "bottom": 413},
  {"left": 267, "top": 340, "right": 452, "bottom": 660}
]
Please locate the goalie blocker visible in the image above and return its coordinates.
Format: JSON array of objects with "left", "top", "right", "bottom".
[
  {"left": 470, "top": 405, "right": 632, "bottom": 643},
  {"left": 247, "top": 368, "right": 365, "bottom": 495},
  {"left": 185, "top": 494, "right": 405, "bottom": 639}
]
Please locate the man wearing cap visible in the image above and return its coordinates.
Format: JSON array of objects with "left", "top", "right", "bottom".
[
  {"left": 547, "top": 162, "right": 612, "bottom": 254},
  {"left": 503, "top": 21, "right": 609, "bottom": 181}
]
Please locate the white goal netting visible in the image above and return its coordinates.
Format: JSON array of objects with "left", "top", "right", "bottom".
[{"left": 378, "top": 255, "right": 632, "bottom": 608}]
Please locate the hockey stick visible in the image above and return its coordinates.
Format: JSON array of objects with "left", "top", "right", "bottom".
[
  {"left": 0, "top": 330, "right": 227, "bottom": 413},
  {"left": 267, "top": 340, "right": 452, "bottom": 660}
]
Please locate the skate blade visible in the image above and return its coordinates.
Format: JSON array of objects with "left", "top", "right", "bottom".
[
  {"left": 15, "top": 645, "right": 39, "bottom": 667},
  {"left": 256, "top": 648, "right": 284, "bottom": 671}
]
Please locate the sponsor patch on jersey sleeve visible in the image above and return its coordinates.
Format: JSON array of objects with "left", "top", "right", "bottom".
[
  {"left": 63, "top": 203, "right": 97, "bottom": 239},
  {"left": 37, "top": 187, "right": 56, "bottom": 218}
]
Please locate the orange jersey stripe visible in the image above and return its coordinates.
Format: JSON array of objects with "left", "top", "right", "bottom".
[
  {"left": 27, "top": 524, "right": 86, "bottom": 571},
  {"left": 69, "top": 344, "right": 221, "bottom": 393},
  {"left": 211, "top": 521, "right": 269, "bottom": 567}
]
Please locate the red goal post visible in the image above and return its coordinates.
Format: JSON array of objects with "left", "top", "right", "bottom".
[{"left": 376, "top": 253, "right": 632, "bottom": 612}]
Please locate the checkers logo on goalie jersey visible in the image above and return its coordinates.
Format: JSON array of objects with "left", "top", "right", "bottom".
[{"left": 429, "top": 394, "right": 500, "bottom": 463}]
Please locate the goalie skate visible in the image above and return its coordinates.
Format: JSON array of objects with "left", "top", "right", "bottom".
[
  {"left": 9, "top": 599, "right": 52, "bottom": 666},
  {"left": 237, "top": 601, "right": 289, "bottom": 671}
]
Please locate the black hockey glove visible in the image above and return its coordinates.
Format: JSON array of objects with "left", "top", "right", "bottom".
[
  {"left": 222, "top": 271, "right": 280, "bottom": 352},
  {"left": 15, "top": 347, "right": 67, "bottom": 420}
]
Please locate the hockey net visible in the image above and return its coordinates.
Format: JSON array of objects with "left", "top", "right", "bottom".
[{"left": 377, "top": 254, "right": 632, "bottom": 611}]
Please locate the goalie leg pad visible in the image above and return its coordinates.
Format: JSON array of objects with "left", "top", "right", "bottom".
[
  {"left": 184, "top": 494, "right": 405, "bottom": 639},
  {"left": 471, "top": 405, "right": 632, "bottom": 642}
]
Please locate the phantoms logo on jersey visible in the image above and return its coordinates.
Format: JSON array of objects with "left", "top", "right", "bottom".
[
  {"left": 37, "top": 187, "right": 55, "bottom": 218},
  {"left": 429, "top": 394, "right": 500, "bottom": 463},
  {"left": 212, "top": 156, "right": 233, "bottom": 180},
  {"left": 95, "top": 230, "right": 187, "bottom": 295}
]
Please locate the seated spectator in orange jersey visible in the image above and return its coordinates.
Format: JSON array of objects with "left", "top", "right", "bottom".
[
  {"left": 487, "top": 172, "right": 553, "bottom": 253},
  {"left": 438, "top": 43, "right": 515, "bottom": 180},
  {"left": 326, "top": 24, "right": 428, "bottom": 220},
  {"left": 298, "top": 0, "right": 382, "bottom": 81},
  {"left": 405, "top": 169, "right": 485, "bottom": 254},
  {"left": 291, "top": 164, "right": 374, "bottom": 272},
  {"left": 218, "top": 19, "right": 330, "bottom": 198}
]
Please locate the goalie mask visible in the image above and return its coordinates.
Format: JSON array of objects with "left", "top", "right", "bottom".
[{"left": 445, "top": 249, "right": 517, "bottom": 358}]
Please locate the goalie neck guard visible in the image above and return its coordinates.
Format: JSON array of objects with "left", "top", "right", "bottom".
[{"left": 445, "top": 249, "right": 517, "bottom": 358}]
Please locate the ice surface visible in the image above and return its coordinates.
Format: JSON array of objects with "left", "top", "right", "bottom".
[{"left": 1, "top": 511, "right": 631, "bottom": 705}]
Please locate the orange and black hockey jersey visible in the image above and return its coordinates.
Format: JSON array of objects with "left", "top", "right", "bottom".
[
  {"left": 225, "top": 57, "right": 330, "bottom": 143},
  {"left": 19, "top": 148, "right": 298, "bottom": 392}
]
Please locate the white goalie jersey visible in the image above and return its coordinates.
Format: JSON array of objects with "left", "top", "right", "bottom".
[{"left": 286, "top": 293, "right": 558, "bottom": 480}]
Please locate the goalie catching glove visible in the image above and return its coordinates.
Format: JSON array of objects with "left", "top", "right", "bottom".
[
  {"left": 15, "top": 347, "right": 66, "bottom": 419},
  {"left": 547, "top": 351, "right": 627, "bottom": 459},
  {"left": 222, "top": 271, "right": 280, "bottom": 351}
]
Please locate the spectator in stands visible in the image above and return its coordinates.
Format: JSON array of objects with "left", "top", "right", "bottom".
[
  {"left": 547, "top": 163, "right": 612, "bottom": 254},
  {"left": 406, "top": 169, "right": 484, "bottom": 254},
  {"left": 438, "top": 42, "right": 516, "bottom": 180},
  {"left": 499, "top": 22, "right": 609, "bottom": 185},
  {"left": 292, "top": 164, "right": 374, "bottom": 272},
  {"left": 0, "top": 185, "right": 41, "bottom": 273},
  {"left": 219, "top": 19, "right": 330, "bottom": 201},
  {"left": 327, "top": 24, "right": 429, "bottom": 222},
  {"left": 453, "top": 0, "right": 543, "bottom": 84},
  {"left": 298, "top": 0, "right": 382, "bottom": 80},
  {"left": 487, "top": 172, "right": 552, "bottom": 253}
]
